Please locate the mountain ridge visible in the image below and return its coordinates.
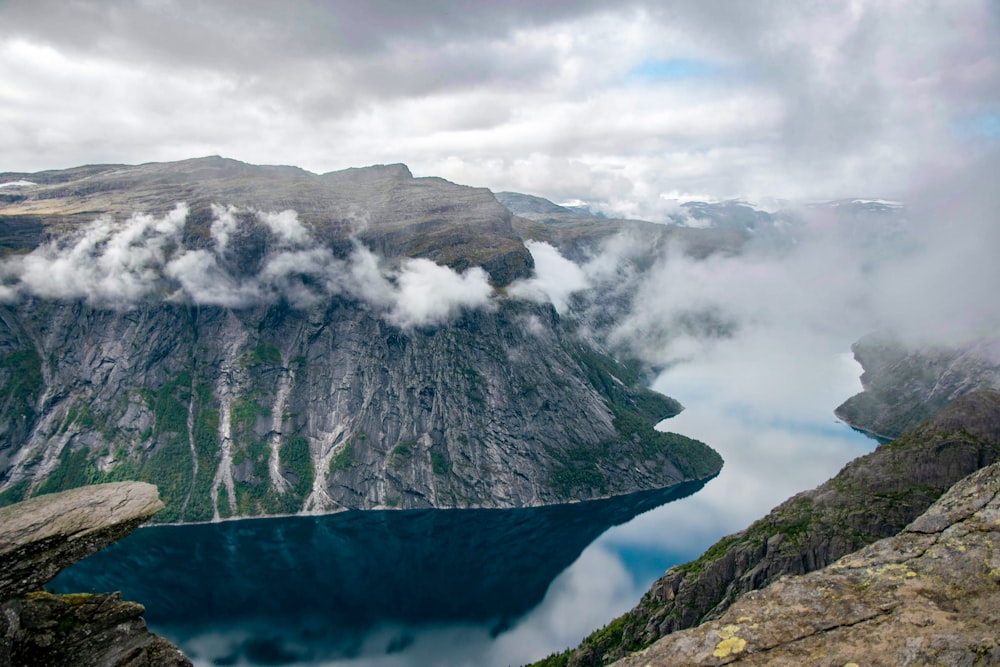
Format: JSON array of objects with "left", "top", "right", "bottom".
[{"left": 0, "top": 157, "right": 723, "bottom": 523}]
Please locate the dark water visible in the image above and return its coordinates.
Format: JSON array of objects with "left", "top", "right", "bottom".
[{"left": 53, "top": 479, "right": 710, "bottom": 665}]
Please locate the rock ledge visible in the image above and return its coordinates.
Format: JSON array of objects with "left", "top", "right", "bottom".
[{"left": 0, "top": 482, "right": 189, "bottom": 666}]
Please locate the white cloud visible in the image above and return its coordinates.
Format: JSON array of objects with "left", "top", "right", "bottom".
[
  {"left": 2, "top": 1, "right": 995, "bottom": 212},
  {"left": 13, "top": 204, "right": 187, "bottom": 304},
  {"left": 209, "top": 204, "right": 239, "bottom": 251},
  {"left": 508, "top": 241, "right": 589, "bottom": 314},
  {"left": 0, "top": 204, "right": 496, "bottom": 327},
  {"left": 258, "top": 209, "right": 312, "bottom": 246},
  {"left": 388, "top": 260, "right": 494, "bottom": 329},
  {"left": 165, "top": 249, "right": 263, "bottom": 308}
]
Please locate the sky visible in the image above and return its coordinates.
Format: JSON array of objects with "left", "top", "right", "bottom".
[{"left": 2, "top": 0, "right": 999, "bottom": 217}]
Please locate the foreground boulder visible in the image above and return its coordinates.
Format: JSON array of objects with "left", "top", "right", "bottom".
[
  {"left": 612, "top": 460, "right": 1000, "bottom": 665},
  {"left": 538, "top": 389, "right": 1000, "bottom": 666},
  {"left": 0, "top": 482, "right": 190, "bottom": 666}
]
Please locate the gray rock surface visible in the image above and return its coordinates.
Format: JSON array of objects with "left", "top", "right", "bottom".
[
  {"left": 0, "top": 482, "right": 190, "bottom": 666},
  {"left": 611, "top": 460, "right": 1000, "bottom": 666},
  {"left": 0, "top": 482, "right": 162, "bottom": 600}
]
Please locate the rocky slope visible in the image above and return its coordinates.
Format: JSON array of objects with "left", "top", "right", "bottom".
[
  {"left": 0, "top": 158, "right": 722, "bottom": 522},
  {"left": 534, "top": 389, "right": 1000, "bottom": 666},
  {"left": 0, "top": 482, "right": 189, "bottom": 666},
  {"left": 836, "top": 333, "right": 1000, "bottom": 439},
  {"left": 611, "top": 458, "right": 1000, "bottom": 666}
]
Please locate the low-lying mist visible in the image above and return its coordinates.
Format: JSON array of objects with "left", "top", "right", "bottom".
[{"left": 0, "top": 203, "right": 494, "bottom": 328}]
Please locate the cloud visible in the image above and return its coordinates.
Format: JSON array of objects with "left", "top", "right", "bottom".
[
  {"left": 2, "top": 1, "right": 996, "bottom": 214},
  {"left": 258, "top": 209, "right": 312, "bottom": 246},
  {"left": 164, "top": 249, "right": 264, "bottom": 308},
  {"left": 388, "top": 260, "right": 494, "bottom": 329},
  {"left": 209, "top": 204, "right": 240, "bottom": 251},
  {"left": 0, "top": 204, "right": 495, "bottom": 327},
  {"left": 508, "top": 241, "right": 589, "bottom": 314},
  {"left": 8, "top": 204, "right": 188, "bottom": 303}
]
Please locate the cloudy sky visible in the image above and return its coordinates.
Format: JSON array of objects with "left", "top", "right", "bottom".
[{"left": 2, "top": 0, "right": 998, "bottom": 215}]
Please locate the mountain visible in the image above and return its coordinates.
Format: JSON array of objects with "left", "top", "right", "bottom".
[
  {"left": 610, "top": 457, "right": 1000, "bottom": 666},
  {"left": 836, "top": 333, "right": 1000, "bottom": 440},
  {"left": 0, "top": 158, "right": 722, "bottom": 523},
  {"left": 496, "top": 191, "right": 748, "bottom": 262},
  {"left": 533, "top": 389, "right": 1000, "bottom": 666}
]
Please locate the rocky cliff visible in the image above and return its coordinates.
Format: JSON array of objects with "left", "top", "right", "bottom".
[
  {"left": 535, "top": 389, "right": 1000, "bottom": 666},
  {"left": 611, "top": 458, "right": 1000, "bottom": 666},
  {"left": 835, "top": 333, "right": 1000, "bottom": 440},
  {"left": 0, "top": 158, "right": 722, "bottom": 522},
  {"left": 0, "top": 482, "right": 189, "bottom": 666}
]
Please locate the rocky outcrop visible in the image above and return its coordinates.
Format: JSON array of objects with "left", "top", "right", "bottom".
[
  {"left": 836, "top": 333, "right": 1000, "bottom": 440},
  {"left": 0, "top": 482, "right": 189, "bottom": 666},
  {"left": 536, "top": 390, "right": 1000, "bottom": 666},
  {"left": 611, "top": 459, "right": 1000, "bottom": 666},
  {"left": 0, "top": 482, "right": 162, "bottom": 599}
]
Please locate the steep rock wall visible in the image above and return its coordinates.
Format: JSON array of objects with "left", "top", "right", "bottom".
[{"left": 0, "top": 299, "right": 720, "bottom": 522}]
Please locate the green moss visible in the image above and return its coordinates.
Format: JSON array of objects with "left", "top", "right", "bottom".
[
  {"left": 329, "top": 442, "right": 353, "bottom": 474},
  {"left": 35, "top": 446, "right": 101, "bottom": 498},
  {"left": 230, "top": 398, "right": 268, "bottom": 438},
  {"left": 0, "top": 479, "right": 31, "bottom": 507},
  {"left": 0, "top": 348, "right": 43, "bottom": 427},
  {"left": 431, "top": 450, "right": 451, "bottom": 475},
  {"left": 242, "top": 343, "right": 282, "bottom": 367},
  {"left": 390, "top": 441, "right": 416, "bottom": 465},
  {"left": 279, "top": 435, "right": 313, "bottom": 500},
  {"left": 527, "top": 613, "right": 646, "bottom": 667},
  {"left": 674, "top": 534, "right": 743, "bottom": 576}
]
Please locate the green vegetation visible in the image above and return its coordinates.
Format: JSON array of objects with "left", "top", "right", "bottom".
[
  {"left": 30, "top": 373, "right": 224, "bottom": 523},
  {"left": 230, "top": 398, "right": 269, "bottom": 438},
  {"left": 281, "top": 435, "right": 313, "bottom": 498},
  {"left": 390, "top": 441, "right": 416, "bottom": 465},
  {"left": 544, "top": 400, "right": 720, "bottom": 499},
  {"left": 242, "top": 343, "right": 282, "bottom": 367},
  {"left": 431, "top": 450, "right": 451, "bottom": 475},
  {"left": 548, "top": 344, "right": 721, "bottom": 497},
  {"left": 0, "top": 479, "right": 30, "bottom": 507},
  {"left": 329, "top": 442, "right": 353, "bottom": 474},
  {"left": 184, "top": 388, "right": 220, "bottom": 522},
  {"left": 0, "top": 348, "right": 43, "bottom": 430},
  {"left": 529, "top": 613, "right": 647, "bottom": 667},
  {"left": 545, "top": 442, "right": 609, "bottom": 497}
]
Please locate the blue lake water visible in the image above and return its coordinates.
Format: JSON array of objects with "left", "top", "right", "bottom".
[{"left": 54, "top": 343, "right": 877, "bottom": 666}]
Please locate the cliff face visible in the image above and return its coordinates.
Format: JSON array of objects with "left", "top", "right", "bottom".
[
  {"left": 538, "top": 389, "right": 1000, "bottom": 667},
  {"left": 0, "top": 158, "right": 722, "bottom": 522},
  {"left": 835, "top": 333, "right": 1000, "bottom": 440},
  {"left": 612, "top": 459, "right": 1000, "bottom": 666},
  {"left": 0, "top": 482, "right": 189, "bottom": 666}
]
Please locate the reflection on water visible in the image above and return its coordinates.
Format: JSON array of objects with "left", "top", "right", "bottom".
[{"left": 52, "top": 479, "right": 711, "bottom": 665}]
